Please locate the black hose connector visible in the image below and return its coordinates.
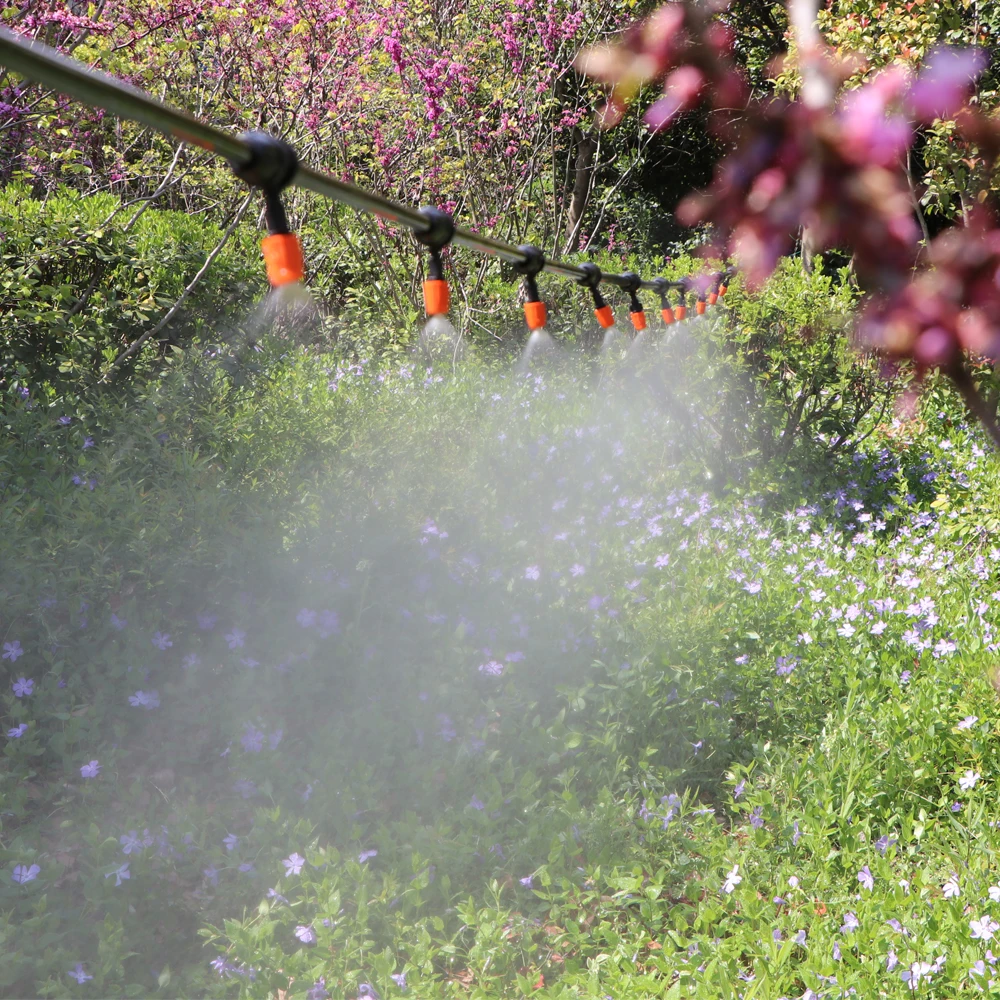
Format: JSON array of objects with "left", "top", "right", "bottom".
[
  {"left": 414, "top": 206, "right": 455, "bottom": 280},
  {"left": 576, "top": 262, "right": 606, "bottom": 310},
  {"left": 620, "top": 271, "right": 643, "bottom": 314},
  {"left": 231, "top": 131, "right": 299, "bottom": 236},
  {"left": 652, "top": 276, "right": 671, "bottom": 310},
  {"left": 514, "top": 244, "right": 545, "bottom": 302},
  {"left": 414, "top": 206, "right": 455, "bottom": 250},
  {"left": 232, "top": 131, "right": 298, "bottom": 192}
]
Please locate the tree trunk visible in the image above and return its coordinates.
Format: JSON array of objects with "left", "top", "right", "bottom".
[
  {"left": 563, "top": 129, "right": 598, "bottom": 254},
  {"left": 801, "top": 223, "right": 817, "bottom": 272}
]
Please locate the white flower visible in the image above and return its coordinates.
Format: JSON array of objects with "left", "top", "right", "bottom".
[
  {"left": 971, "top": 915, "right": 1000, "bottom": 941},
  {"left": 901, "top": 961, "right": 934, "bottom": 990},
  {"left": 788, "top": 875, "right": 799, "bottom": 888},
  {"left": 837, "top": 622, "right": 856, "bottom": 638},
  {"left": 943, "top": 876, "right": 961, "bottom": 898},
  {"left": 960, "top": 770, "right": 981, "bottom": 791},
  {"left": 957, "top": 715, "right": 979, "bottom": 730},
  {"left": 722, "top": 864, "right": 742, "bottom": 894},
  {"left": 988, "top": 885, "right": 1000, "bottom": 902}
]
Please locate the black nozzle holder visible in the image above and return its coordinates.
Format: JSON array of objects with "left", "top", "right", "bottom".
[
  {"left": 414, "top": 206, "right": 455, "bottom": 249},
  {"left": 652, "top": 276, "right": 671, "bottom": 309},
  {"left": 230, "top": 131, "right": 299, "bottom": 235},
  {"left": 620, "top": 271, "right": 643, "bottom": 314},
  {"left": 231, "top": 131, "right": 298, "bottom": 191},
  {"left": 514, "top": 244, "right": 545, "bottom": 302},
  {"left": 577, "top": 261, "right": 607, "bottom": 310},
  {"left": 415, "top": 206, "right": 455, "bottom": 280}
]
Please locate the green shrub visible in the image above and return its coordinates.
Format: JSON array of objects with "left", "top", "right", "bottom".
[
  {"left": 624, "top": 257, "right": 902, "bottom": 489},
  {"left": 0, "top": 185, "right": 263, "bottom": 394}
]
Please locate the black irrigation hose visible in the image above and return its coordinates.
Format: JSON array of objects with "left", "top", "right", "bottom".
[{"left": 0, "top": 26, "right": 701, "bottom": 294}]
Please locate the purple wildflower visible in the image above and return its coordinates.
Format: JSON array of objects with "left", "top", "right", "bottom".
[
  {"left": 283, "top": 852, "right": 305, "bottom": 876},
  {"left": 359, "top": 849, "right": 378, "bottom": 863},
  {"left": 2, "top": 640, "right": 23, "bottom": 661},
  {"left": 7, "top": 723, "right": 28, "bottom": 738},
  {"left": 775, "top": 656, "right": 797, "bottom": 676},
  {"left": 294, "top": 925, "right": 316, "bottom": 944},
  {"left": 120, "top": 831, "right": 144, "bottom": 855},
  {"left": 151, "top": 631, "right": 172, "bottom": 650},
  {"left": 105, "top": 863, "right": 129, "bottom": 886},
  {"left": 12, "top": 677, "right": 33, "bottom": 697},
  {"left": 306, "top": 978, "right": 329, "bottom": 1000},
  {"left": 224, "top": 628, "right": 246, "bottom": 649},
  {"left": 11, "top": 863, "right": 39, "bottom": 884},
  {"left": 241, "top": 725, "right": 264, "bottom": 753},
  {"left": 875, "top": 835, "right": 897, "bottom": 855},
  {"left": 80, "top": 760, "right": 100, "bottom": 779},
  {"left": 67, "top": 963, "right": 93, "bottom": 984}
]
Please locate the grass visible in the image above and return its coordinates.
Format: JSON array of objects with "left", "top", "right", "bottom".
[{"left": 2, "top": 333, "right": 1000, "bottom": 1000}]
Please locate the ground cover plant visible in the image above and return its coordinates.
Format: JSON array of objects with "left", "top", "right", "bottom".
[
  {"left": 7, "top": 1, "right": 1000, "bottom": 998},
  {"left": 3, "top": 292, "right": 1000, "bottom": 997}
]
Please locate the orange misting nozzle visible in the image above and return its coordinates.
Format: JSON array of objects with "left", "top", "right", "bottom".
[
  {"left": 719, "top": 284, "right": 728, "bottom": 297},
  {"left": 261, "top": 233, "right": 305, "bottom": 288},
  {"left": 661, "top": 307, "right": 675, "bottom": 325},
  {"left": 696, "top": 299, "right": 706, "bottom": 315},
  {"left": 423, "top": 279, "right": 450, "bottom": 317},
  {"left": 675, "top": 305, "right": 687, "bottom": 320},
  {"left": 524, "top": 300, "right": 547, "bottom": 331},
  {"left": 630, "top": 310, "right": 647, "bottom": 332},
  {"left": 707, "top": 292, "right": 718, "bottom": 305},
  {"left": 595, "top": 304, "right": 615, "bottom": 329}
]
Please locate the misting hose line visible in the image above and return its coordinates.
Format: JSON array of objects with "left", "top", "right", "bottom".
[{"left": 0, "top": 26, "right": 721, "bottom": 297}]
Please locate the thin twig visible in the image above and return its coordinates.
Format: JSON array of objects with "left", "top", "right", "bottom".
[
  {"left": 949, "top": 362, "right": 1000, "bottom": 451},
  {"left": 96, "top": 192, "right": 254, "bottom": 384}
]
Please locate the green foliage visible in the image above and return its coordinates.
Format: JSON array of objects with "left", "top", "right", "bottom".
[
  {"left": 0, "top": 185, "right": 263, "bottom": 393},
  {"left": 809, "top": 0, "right": 1000, "bottom": 222},
  {"left": 709, "top": 258, "right": 900, "bottom": 468},
  {"left": 2, "top": 326, "right": 1000, "bottom": 997},
  {"left": 606, "top": 256, "right": 901, "bottom": 488}
]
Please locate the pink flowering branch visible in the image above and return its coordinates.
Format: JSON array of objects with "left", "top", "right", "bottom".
[{"left": 577, "top": 0, "right": 1000, "bottom": 444}]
